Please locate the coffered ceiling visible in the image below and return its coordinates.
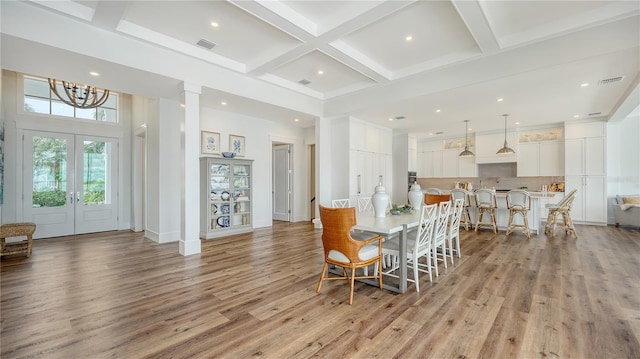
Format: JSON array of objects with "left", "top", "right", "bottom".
[{"left": 1, "top": 0, "right": 639, "bottom": 139}]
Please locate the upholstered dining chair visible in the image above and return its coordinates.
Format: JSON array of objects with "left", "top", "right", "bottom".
[
  {"left": 381, "top": 203, "right": 438, "bottom": 292},
  {"left": 475, "top": 189, "right": 497, "bottom": 233},
  {"left": 317, "top": 205, "right": 383, "bottom": 305},
  {"left": 451, "top": 189, "right": 473, "bottom": 230},
  {"left": 506, "top": 190, "right": 532, "bottom": 239}
]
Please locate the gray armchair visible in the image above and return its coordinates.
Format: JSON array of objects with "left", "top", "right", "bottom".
[{"left": 613, "top": 195, "right": 640, "bottom": 228}]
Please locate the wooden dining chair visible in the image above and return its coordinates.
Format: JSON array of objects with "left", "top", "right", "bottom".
[
  {"left": 475, "top": 189, "right": 497, "bottom": 233},
  {"left": 424, "top": 193, "right": 451, "bottom": 205},
  {"left": 506, "top": 189, "right": 532, "bottom": 239},
  {"left": 317, "top": 206, "right": 383, "bottom": 304}
]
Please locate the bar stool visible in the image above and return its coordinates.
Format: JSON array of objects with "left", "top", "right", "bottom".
[
  {"left": 451, "top": 189, "right": 472, "bottom": 230},
  {"left": 545, "top": 189, "right": 578, "bottom": 238},
  {"left": 505, "top": 190, "right": 531, "bottom": 239},
  {"left": 475, "top": 189, "right": 497, "bottom": 233}
]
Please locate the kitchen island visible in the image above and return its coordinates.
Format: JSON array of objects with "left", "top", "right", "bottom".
[{"left": 429, "top": 190, "right": 563, "bottom": 235}]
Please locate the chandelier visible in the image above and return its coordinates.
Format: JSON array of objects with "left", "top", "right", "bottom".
[{"left": 48, "top": 78, "right": 110, "bottom": 109}]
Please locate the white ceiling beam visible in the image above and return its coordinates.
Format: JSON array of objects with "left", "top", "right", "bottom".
[
  {"left": 451, "top": 0, "right": 500, "bottom": 54},
  {"left": 92, "top": 0, "right": 130, "bottom": 30}
]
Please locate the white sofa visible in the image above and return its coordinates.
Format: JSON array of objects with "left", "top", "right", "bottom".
[{"left": 613, "top": 195, "right": 640, "bottom": 228}]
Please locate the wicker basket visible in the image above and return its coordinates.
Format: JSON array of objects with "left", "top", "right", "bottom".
[{"left": 1, "top": 223, "right": 37, "bottom": 258}]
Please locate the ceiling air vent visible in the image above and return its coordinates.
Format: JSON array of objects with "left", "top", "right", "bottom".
[
  {"left": 298, "top": 79, "right": 311, "bottom": 85},
  {"left": 196, "top": 38, "right": 216, "bottom": 50},
  {"left": 598, "top": 76, "right": 624, "bottom": 86},
  {"left": 395, "top": 116, "right": 406, "bottom": 120},
  {"left": 435, "top": 131, "right": 444, "bottom": 135},
  {"left": 588, "top": 112, "right": 602, "bottom": 116}
]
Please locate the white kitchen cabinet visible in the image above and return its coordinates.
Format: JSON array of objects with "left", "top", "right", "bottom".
[
  {"left": 417, "top": 144, "right": 477, "bottom": 178},
  {"left": 458, "top": 148, "right": 478, "bottom": 177},
  {"left": 565, "top": 175, "right": 606, "bottom": 223},
  {"left": 417, "top": 150, "right": 442, "bottom": 177},
  {"left": 565, "top": 137, "right": 605, "bottom": 176},
  {"left": 564, "top": 121, "right": 606, "bottom": 224},
  {"left": 475, "top": 131, "right": 518, "bottom": 164},
  {"left": 441, "top": 149, "right": 458, "bottom": 177},
  {"left": 200, "top": 157, "right": 253, "bottom": 239},
  {"left": 517, "top": 141, "right": 563, "bottom": 177},
  {"left": 349, "top": 150, "right": 392, "bottom": 200}
]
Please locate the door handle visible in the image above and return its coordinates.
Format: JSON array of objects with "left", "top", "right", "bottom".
[
  {"left": 69, "top": 192, "right": 74, "bottom": 204},
  {"left": 357, "top": 174, "right": 361, "bottom": 195},
  {"left": 76, "top": 192, "right": 81, "bottom": 203}
]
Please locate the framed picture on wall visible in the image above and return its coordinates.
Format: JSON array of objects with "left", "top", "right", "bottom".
[
  {"left": 229, "top": 135, "right": 245, "bottom": 157},
  {"left": 201, "top": 131, "right": 221, "bottom": 155}
]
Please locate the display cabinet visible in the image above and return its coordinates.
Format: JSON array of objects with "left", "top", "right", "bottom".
[{"left": 200, "top": 157, "right": 253, "bottom": 239}]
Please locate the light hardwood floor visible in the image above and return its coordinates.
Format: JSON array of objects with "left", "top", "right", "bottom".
[{"left": 1, "top": 222, "right": 639, "bottom": 358}]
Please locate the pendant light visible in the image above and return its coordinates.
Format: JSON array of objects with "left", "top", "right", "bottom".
[
  {"left": 496, "top": 114, "right": 515, "bottom": 155},
  {"left": 459, "top": 120, "right": 475, "bottom": 157}
]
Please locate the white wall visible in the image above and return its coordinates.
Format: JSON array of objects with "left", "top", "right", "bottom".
[
  {"left": 607, "top": 113, "right": 640, "bottom": 223},
  {"left": 200, "top": 107, "right": 310, "bottom": 226}
]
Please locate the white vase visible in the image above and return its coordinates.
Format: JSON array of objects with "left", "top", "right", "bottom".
[
  {"left": 371, "top": 181, "right": 390, "bottom": 218},
  {"left": 408, "top": 182, "right": 423, "bottom": 210}
]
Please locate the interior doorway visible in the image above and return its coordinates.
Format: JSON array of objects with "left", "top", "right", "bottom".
[{"left": 272, "top": 143, "right": 292, "bottom": 221}]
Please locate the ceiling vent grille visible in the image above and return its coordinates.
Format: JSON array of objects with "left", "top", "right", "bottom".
[
  {"left": 395, "top": 116, "right": 406, "bottom": 120},
  {"left": 298, "top": 79, "right": 311, "bottom": 85},
  {"left": 598, "top": 76, "right": 623, "bottom": 85},
  {"left": 196, "top": 39, "right": 216, "bottom": 50},
  {"left": 588, "top": 112, "right": 602, "bottom": 116}
]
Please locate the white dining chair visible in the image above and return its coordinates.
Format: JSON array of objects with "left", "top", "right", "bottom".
[
  {"left": 446, "top": 199, "right": 465, "bottom": 263},
  {"left": 331, "top": 198, "right": 351, "bottom": 208},
  {"left": 432, "top": 200, "right": 451, "bottom": 277},
  {"left": 381, "top": 203, "right": 438, "bottom": 292},
  {"left": 356, "top": 197, "right": 374, "bottom": 213},
  {"left": 451, "top": 189, "right": 472, "bottom": 230}
]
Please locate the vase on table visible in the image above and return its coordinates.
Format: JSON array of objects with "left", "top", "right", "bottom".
[
  {"left": 408, "top": 181, "right": 423, "bottom": 210},
  {"left": 371, "top": 179, "right": 390, "bottom": 218}
]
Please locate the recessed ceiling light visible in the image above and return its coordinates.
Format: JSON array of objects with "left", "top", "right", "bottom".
[
  {"left": 89, "top": 71, "right": 100, "bottom": 76},
  {"left": 317, "top": 70, "right": 324, "bottom": 75},
  {"left": 211, "top": 22, "right": 219, "bottom": 28},
  {"left": 515, "top": 122, "right": 520, "bottom": 125},
  {"left": 497, "top": 98, "right": 503, "bottom": 102},
  {"left": 388, "top": 117, "right": 393, "bottom": 121},
  {"left": 405, "top": 35, "right": 413, "bottom": 41},
  {"left": 435, "top": 109, "right": 441, "bottom": 113},
  {"left": 468, "top": 128, "right": 472, "bottom": 131},
  {"left": 294, "top": 118, "right": 299, "bottom": 122},
  {"left": 429, "top": 133, "right": 433, "bottom": 136},
  {"left": 180, "top": 103, "right": 186, "bottom": 108},
  {"left": 574, "top": 114, "right": 580, "bottom": 118},
  {"left": 581, "top": 83, "right": 589, "bottom": 87},
  {"left": 221, "top": 101, "right": 227, "bottom": 106}
]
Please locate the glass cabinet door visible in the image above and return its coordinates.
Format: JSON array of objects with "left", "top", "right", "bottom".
[
  {"left": 232, "top": 163, "right": 251, "bottom": 226},
  {"left": 209, "top": 163, "right": 231, "bottom": 229}
]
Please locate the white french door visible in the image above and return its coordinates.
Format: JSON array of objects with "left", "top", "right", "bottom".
[{"left": 23, "top": 130, "right": 119, "bottom": 238}]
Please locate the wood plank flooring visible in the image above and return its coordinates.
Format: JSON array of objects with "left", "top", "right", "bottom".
[{"left": 1, "top": 222, "right": 639, "bottom": 358}]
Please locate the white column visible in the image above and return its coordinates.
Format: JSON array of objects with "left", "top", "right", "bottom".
[
  {"left": 180, "top": 82, "right": 202, "bottom": 256},
  {"left": 314, "top": 116, "right": 334, "bottom": 228}
]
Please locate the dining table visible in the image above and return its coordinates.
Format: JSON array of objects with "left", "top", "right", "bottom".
[{"left": 352, "top": 210, "right": 422, "bottom": 294}]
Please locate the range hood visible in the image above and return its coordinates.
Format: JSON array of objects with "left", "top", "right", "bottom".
[{"left": 475, "top": 154, "right": 517, "bottom": 164}]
